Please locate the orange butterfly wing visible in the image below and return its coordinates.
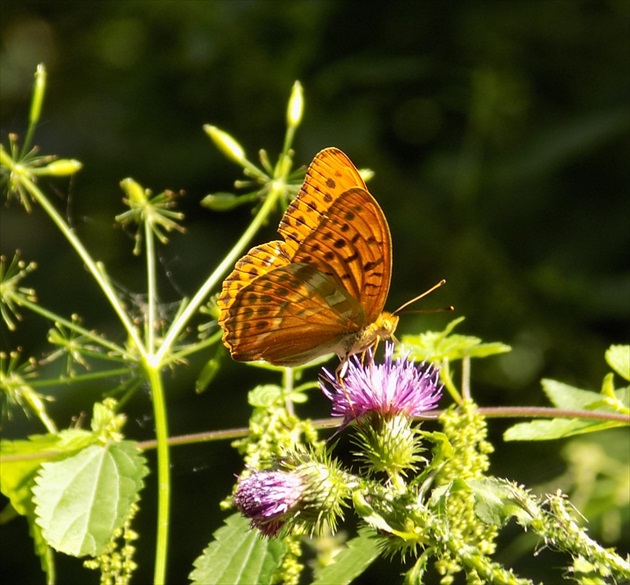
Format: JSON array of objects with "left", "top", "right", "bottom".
[{"left": 218, "top": 147, "right": 394, "bottom": 366}]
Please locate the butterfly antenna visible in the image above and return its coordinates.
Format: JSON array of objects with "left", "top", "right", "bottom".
[{"left": 393, "top": 278, "right": 447, "bottom": 315}]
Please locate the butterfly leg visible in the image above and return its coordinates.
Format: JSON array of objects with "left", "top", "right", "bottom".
[{"left": 334, "top": 354, "right": 364, "bottom": 426}]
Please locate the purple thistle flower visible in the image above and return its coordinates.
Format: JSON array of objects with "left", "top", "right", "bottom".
[
  {"left": 234, "top": 470, "right": 304, "bottom": 537},
  {"left": 320, "top": 342, "right": 443, "bottom": 425}
]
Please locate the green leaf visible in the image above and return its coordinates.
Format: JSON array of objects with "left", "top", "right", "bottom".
[
  {"left": 312, "top": 528, "right": 381, "bottom": 585},
  {"left": 32, "top": 441, "right": 148, "bottom": 557},
  {"left": 401, "top": 317, "right": 511, "bottom": 363},
  {"left": 189, "top": 513, "right": 287, "bottom": 585},
  {"left": 423, "top": 430, "right": 454, "bottom": 464},
  {"left": 465, "top": 342, "right": 512, "bottom": 358},
  {"left": 504, "top": 417, "right": 624, "bottom": 441},
  {"left": 606, "top": 345, "right": 630, "bottom": 381},
  {"left": 505, "top": 377, "right": 630, "bottom": 440},
  {"left": 542, "top": 379, "right": 603, "bottom": 410},
  {"left": 0, "top": 431, "right": 92, "bottom": 517},
  {"left": 0, "top": 431, "right": 94, "bottom": 580},
  {"left": 248, "top": 384, "right": 284, "bottom": 408}
]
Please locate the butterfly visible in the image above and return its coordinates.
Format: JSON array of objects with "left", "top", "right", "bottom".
[{"left": 217, "top": 147, "right": 398, "bottom": 368}]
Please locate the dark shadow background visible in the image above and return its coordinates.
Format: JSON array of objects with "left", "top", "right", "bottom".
[{"left": 1, "top": 1, "right": 629, "bottom": 583}]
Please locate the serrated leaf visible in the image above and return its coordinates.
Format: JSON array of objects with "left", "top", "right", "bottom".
[
  {"left": 32, "top": 441, "right": 148, "bottom": 557},
  {"left": 467, "top": 478, "right": 537, "bottom": 527},
  {"left": 606, "top": 345, "right": 630, "bottom": 381},
  {"left": 312, "top": 528, "right": 380, "bottom": 585},
  {"left": 248, "top": 384, "right": 284, "bottom": 408},
  {"left": 189, "top": 513, "right": 286, "bottom": 585},
  {"left": 1, "top": 431, "right": 94, "bottom": 580},
  {"left": 401, "top": 318, "right": 511, "bottom": 362},
  {"left": 0, "top": 431, "right": 92, "bottom": 517}
]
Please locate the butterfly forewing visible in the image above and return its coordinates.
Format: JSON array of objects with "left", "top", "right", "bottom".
[
  {"left": 279, "top": 148, "right": 367, "bottom": 256},
  {"left": 292, "top": 187, "right": 391, "bottom": 324}
]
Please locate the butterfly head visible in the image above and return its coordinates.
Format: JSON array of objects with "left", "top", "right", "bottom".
[{"left": 347, "top": 311, "right": 399, "bottom": 357}]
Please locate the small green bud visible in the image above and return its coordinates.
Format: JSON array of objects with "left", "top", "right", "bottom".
[
  {"left": 195, "top": 357, "right": 220, "bottom": 394},
  {"left": 200, "top": 192, "right": 240, "bottom": 211},
  {"left": 286, "top": 81, "right": 304, "bottom": 128},
  {"left": 120, "top": 178, "right": 148, "bottom": 206},
  {"left": 204, "top": 125, "right": 246, "bottom": 164},
  {"left": 41, "top": 159, "right": 83, "bottom": 176},
  {"left": 30, "top": 64, "right": 47, "bottom": 129}
]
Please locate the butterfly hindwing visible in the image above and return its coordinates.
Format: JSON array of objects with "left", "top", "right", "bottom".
[{"left": 220, "top": 262, "right": 365, "bottom": 365}]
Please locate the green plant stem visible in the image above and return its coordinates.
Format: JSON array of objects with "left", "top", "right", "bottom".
[
  {"left": 30, "top": 368, "right": 134, "bottom": 387},
  {"left": 141, "top": 214, "right": 173, "bottom": 584},
  {"left": 0, "top": 153, "right": 145, "bottom": 356},
  {"left": 9, "top": 286, "right": 129, "bottom": 358},
  {"left": 162, "top": 330, "right": 222, "bottom": 366},
  {"left": 145, "top": 219, "right": 158, "bottom": 354},
  {"left": 144, "top": 363, "right": 170, "bottom": 585},
  {"left": 283, "top": 367, "right": 295, "bottom": 415},
  {"left": 477, "top": 406, "right": 630, "bottom": 423},
  {"left": 440, "top": 361, "right": 462, "bottom": 405},
  {"left": 153, "top": 176, "right": 285, "bottom": 365}
]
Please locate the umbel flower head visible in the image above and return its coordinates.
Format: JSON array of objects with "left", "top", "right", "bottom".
[{"left": 320, "top": 342, "right": 443, "bottom": 427}]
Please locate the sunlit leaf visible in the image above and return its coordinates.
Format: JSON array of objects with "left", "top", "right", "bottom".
[
  {"left": 32, "top": 441, "right": 148, "bottom": 557},
  {"left": 312, "top": 528, "right": 380, "bottom": 585},
  {"left": 606, "top": 345, "right": 630, "bottom": 382},
  {"left": 189, "top": 513, "right": 286, "bottom": 585},
  {"left": 468, "top": 478, "right": 537, "bottom": 527}
]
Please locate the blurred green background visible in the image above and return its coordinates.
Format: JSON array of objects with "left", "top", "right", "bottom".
[{"left": 1, "top": 1, "right": 628, "bottom": 583}]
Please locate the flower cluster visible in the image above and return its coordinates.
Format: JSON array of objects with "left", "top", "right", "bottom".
[{"left": 235, "top": 343, "right": 443, "bottom": 537}]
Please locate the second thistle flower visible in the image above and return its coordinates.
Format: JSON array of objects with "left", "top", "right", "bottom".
[{"left": 234, "top": 457, "right": 353, "bottom": 538}]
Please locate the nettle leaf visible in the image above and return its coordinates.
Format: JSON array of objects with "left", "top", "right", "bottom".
[
  {"left": 606, "top": 345, "right": 630, "bottom": 381},
  {"left": 32, "top": 441, "right": 148, "bottom": 557},
  {"left": 189, "top": 513, "right": 286, "bottom": 585},
  {"left": 248, "top": 384, "right": 284, "bottom": 408},
  {"left": 0, "top": 433, "right": 82, "bottom": 580},
  {"left": 312, "top": 528, "right": 380, "bottom": 585},
  {"left": 467, "top": 478, "right": 536, "bottom": 527},
  {"left": 0, "top": 430, "right": 93, "bottom": 517}
]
